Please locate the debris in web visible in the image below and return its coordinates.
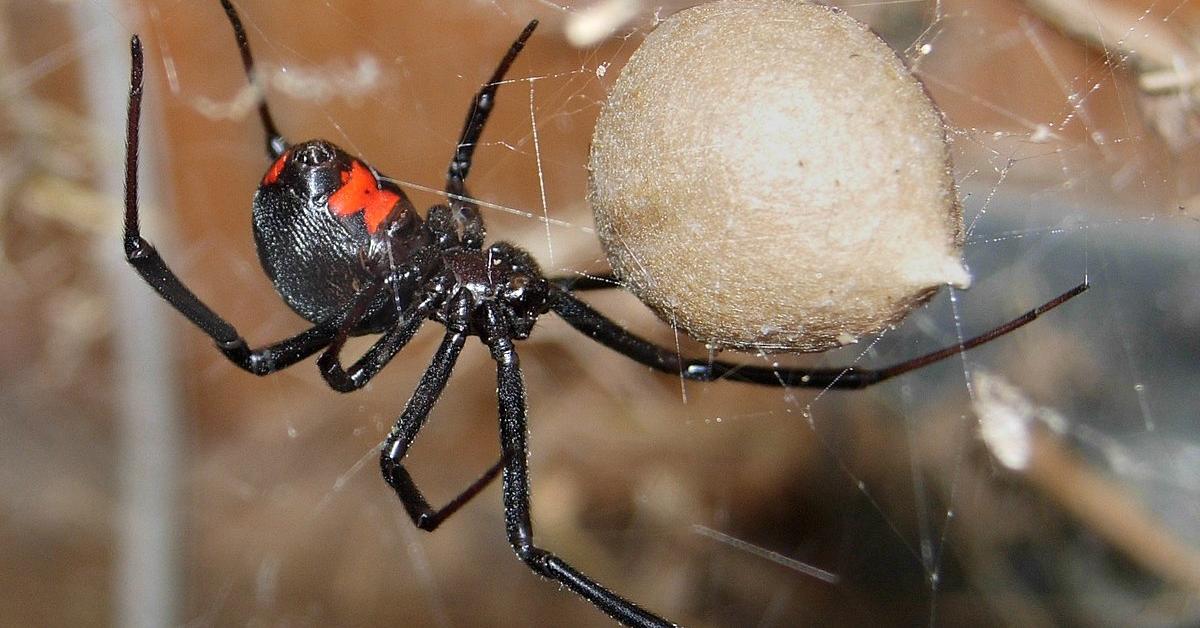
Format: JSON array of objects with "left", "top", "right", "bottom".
[{"left": 974, "top": 370, "right": 1200, "bottom": 592}]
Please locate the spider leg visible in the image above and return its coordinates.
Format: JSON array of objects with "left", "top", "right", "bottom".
[
  {"left": 124, "top": 36, "right": 337, "bottom": 375},
  {"left": 549, "top": 272, "right": 620, "bottom": 291},
  {"left": 485, "top": 326, "right": 675, "bottom": 628},
  {"left": 219, "top": 0, "right": 287, "bottom": 158},
  {"left": 316, "top": 283, "right": 434, "bottom": 393},
  {"left": 377, "top": 332, "right": 505, "bottom": 530},
  {"left": 388, "top": 454, "right": 505, "bottom": 532},
  {"left": 550, "top": 282, "right": 1088, "bottom": 389},
  {"left": 444, "top": 20, "right": 538, "bottom": 249}
]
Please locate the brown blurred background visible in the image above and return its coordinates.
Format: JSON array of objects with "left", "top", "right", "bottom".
[{"left": 2, "top": 0, "right": 1199, "bottom": 626}]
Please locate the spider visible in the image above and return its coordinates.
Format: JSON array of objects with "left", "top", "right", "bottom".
[{"left": 121, "top": 2, "right": 1087, "bottom": 626}]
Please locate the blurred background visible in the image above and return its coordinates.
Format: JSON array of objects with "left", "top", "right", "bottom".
[{"left": 2, "top": 0, "right": 1198, "bottom": 626}]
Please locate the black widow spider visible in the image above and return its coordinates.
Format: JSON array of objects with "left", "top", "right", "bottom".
[{"left": 121, "top": 2, "right": 1087, "bottom": 626}]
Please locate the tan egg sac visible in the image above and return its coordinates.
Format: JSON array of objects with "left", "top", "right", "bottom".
[{"left": 589, "top": 0, "right": 969, "bottom": 353}]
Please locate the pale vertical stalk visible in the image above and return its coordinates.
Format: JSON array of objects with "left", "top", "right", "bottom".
[{"left": 71, "top": 2, "right": 184, "bottom": 626}]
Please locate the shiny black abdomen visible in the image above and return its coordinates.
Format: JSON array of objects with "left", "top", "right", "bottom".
[{"left": 252, "top": 183, "right": 393, "bottom": 331}]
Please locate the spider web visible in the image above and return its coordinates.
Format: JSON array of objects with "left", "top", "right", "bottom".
[{"left": 3, "top": 0, "right": 1199, "bottom": 626}]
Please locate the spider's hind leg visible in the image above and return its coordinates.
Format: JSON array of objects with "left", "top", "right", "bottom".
[
  {"left": 219, "top": 0, "right": 288, "bottom": 158},
  {"left": 124, "top": 35, "right": 343, "bottom": 375}
]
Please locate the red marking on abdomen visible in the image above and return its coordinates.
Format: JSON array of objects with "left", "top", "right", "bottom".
[
  {"left": 327, "top": 160, "right": 401, "bottom": 234},
  {"left": 262, "top": 150, "right": 289, "bottom": 185}
]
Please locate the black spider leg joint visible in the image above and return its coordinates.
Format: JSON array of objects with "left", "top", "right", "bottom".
[
  {"left": 123, "top": 36, "right": 338, "bottom": 376},
  {"left": 316, "top": 281, "right": 429, "bottom": 393}
]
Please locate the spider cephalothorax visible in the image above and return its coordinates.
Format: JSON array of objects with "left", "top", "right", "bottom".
[{"left": 120, "top": 2, "right": 1086, "bottom": 626}]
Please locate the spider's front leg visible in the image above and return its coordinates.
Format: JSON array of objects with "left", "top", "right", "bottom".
[
  {"left": 482, "top": 306, "right": 676, "bottom": 628},
  {"left": 442, "top": 20, "right": 538, "bottom": 249},
  {"left": 123, "top": 36, "right": 339, "bottom": 376}
]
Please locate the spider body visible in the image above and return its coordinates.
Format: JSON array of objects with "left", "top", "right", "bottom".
[
  {"left": 248, "top": 137, "right": 548, "bottom": 339},
  {"left": 120, "top": 3, "right": 1087, "bottom": 626}
]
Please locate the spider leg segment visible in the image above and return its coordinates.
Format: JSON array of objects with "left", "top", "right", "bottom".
[
  {"left": 388, "top": 454, "right": 506, "bottom": 532},
  {"left": 123, "top": 36, "right": 338, "bottom": 376},
  {"left": 486, "top": 321, "right": 675, "bottom": 628},
  {"left": 376, "top": 331, "right": 506, "bottom": 531},
  {"left": 443, "top": 20, "right": 539, "bottom": 250},
  {"left": 447, "top": 19, "right": 538, "bottom": 191},
  {"left": 219, "top": 0, "right": 287, "bottom": 158},
  {"left": 549, "top": 272, "right": 620, "bottom": 292},
  {"left": 316, "top": 282, "right": 434, "bottom": 393},
  {"left": 550, "top": 281, "right": 1089, "bottom": 389}
]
